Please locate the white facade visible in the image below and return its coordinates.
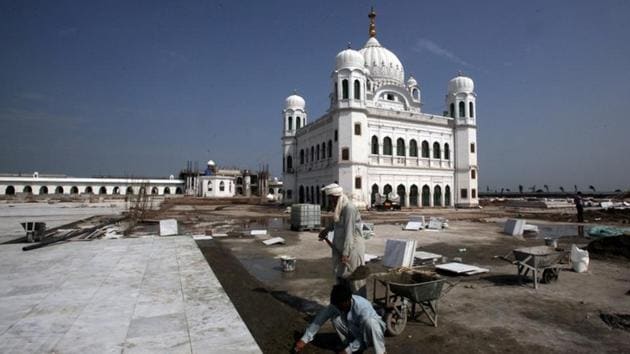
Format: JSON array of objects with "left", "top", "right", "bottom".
[
  {"left": 0, "top": 173, "right": 184, "bottom": 196},
  {"left": 281, "top": 9, "right": 479, "bottom": 208},
  {"left": 199, "top": 175, "right": 235, "bottom": 198}
]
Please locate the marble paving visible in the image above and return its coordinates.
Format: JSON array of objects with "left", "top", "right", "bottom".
[{"left": 0, "top": 236, "right": 260, "bottom": 353}]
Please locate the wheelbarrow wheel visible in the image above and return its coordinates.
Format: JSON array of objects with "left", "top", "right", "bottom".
[
  {"left": 542, "top": 268, "right": 559, "bottom": 284},
  {"left": 384, "top": 303, "right": 407, "bottom": 336}
]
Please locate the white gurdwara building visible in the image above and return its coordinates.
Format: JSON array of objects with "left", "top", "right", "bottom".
[{"left": 281, "top": 9, "right": 478, "bottom": 209}]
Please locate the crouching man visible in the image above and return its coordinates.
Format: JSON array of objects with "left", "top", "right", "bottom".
[{"left": 294, "top": 284, "right": 386, "bottom": 354}]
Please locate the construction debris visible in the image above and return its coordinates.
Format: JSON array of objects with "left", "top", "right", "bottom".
[
  {"left": 193, "top": 235, "right": 214, "bottom": 241},
  {"left": 250, "top": 229, "right": 268, "bottom": 236},
  {"left": 435, "top": 262, "right": 489, "bottom": 275}
]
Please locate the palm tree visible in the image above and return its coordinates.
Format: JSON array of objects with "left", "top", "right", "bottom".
[
  {"left": 500, "top": 188, "right": 504, "bottom": 195},
  {"left": 544, "top": 185, "right": 549, "bottom": 193},
  {"left": 574, "top": 185, "right": 578, "bottom": 193},
  {"left": 518, "top": 185, "right": 523, "bottom": 194},
  {"left": 559, "top": 186, "right": 565, "bottom": 193},
  {"left": 589, "top": 185, "right": 596, "bottom": 193},
  {"left": 486, "top": 185, "right": 490, "bottom": 192},
  {"left": 530, "top": 185, "right": 536, "bottom": 193},
  {"left": 506, "top": 188, "right": 511, "bottom": 192}
]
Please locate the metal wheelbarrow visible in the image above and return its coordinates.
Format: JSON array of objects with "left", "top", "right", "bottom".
[
  {"left": 371, "top": 270, "right": 450, "bottom": 336},
  {"left": 502, "top": 246, "right": 567, "bottom": 289}
]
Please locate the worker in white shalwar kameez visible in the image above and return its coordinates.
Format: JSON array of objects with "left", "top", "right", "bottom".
[
  {"left": 294, "top": 284, "right": 386, "bottom": 354},
  {"left": 319, "top": 183, "right": 366, "bottom": 296}
]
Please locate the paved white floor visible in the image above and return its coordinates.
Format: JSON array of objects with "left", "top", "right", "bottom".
[
  {"left": 0, "top": 202, "right": 127, "bottom": 243},
  {"left": 0, "top": 236, "right": 260, "bottom": 353}
]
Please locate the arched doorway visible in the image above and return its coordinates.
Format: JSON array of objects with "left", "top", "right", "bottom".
[
  {"left": 70, "top": 186, "right": 79, "bottom": 194},
  {"left": 434, "top": 185, "right": 442, "bottom": 207},
  {"left": 163, "top": 187, "right": 170, "bottom": 195},
  {"left": 113, "top": 186, "right": 120, "bottom": 195},
  {"left": 175, "top": 187, "right": 183, "bottom": 195},
  {"left": 397, "top": 185, "right": 406, "bottom": 207},
  {"left": 39, "top": 186, "right": 48, "bottom": 195},
  {"left": 23, "top": 186, "right": 33, "bottom": 194},
  {"left": 55, "top": 186, "right": 64, "bottom": 194},
  {"left": 99, "top": 186, "right": 107, "bottom": 195},
  {"left": 445, "top": 186, "right": 451, "bottom": 206},
  {"left": 126, "top": 186, "right": 134, "bottom": 195},
  {"left": 410, "top": 185, "right": 419, "bottom": 207},
  {"left": 299, "top": 186, "right": 305, "bottom": 203},
  {"left": 151, "top": 187, "right": 158, "bottom": 195},
  {"left": 383, "top": 184, "right": 392, "bottom": 199},
  {"left": 371, "top": 184, "right": 379, "bottom": 206},
  {"left": 85, "top": 186, "right": 93, "bottom": 194},
  {"left": 315, "top": 185, "right": 320, "bottom": 205},
  {"left": 5, "top": 186, "right": 15, "bottom": 195},
  {"left": 422, "top": 185, "right": 431, "bottom": 207}
]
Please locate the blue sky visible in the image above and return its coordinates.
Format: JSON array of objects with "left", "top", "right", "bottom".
[{"left": 1, "top": 0, "right": 629, "bottom": 191}]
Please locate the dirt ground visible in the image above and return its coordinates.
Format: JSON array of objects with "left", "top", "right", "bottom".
[{"left": 159, "top": 200, "right": 630, "bottom": 353}]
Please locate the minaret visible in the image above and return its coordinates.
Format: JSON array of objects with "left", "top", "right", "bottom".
[
  {"left": 281, "top": 91, "right": 306, "bottom": 204},
  {"left": 447, "top": 73, "right": 478, "bottom": 207}
]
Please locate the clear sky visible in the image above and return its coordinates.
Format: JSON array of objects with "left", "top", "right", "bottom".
[{"left": 1, "top": 0, "right": 629, "bottom": 191}]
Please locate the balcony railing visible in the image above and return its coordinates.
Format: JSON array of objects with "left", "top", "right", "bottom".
[{"left": 369, "top": 155, "right": 452, "bottom": 169}]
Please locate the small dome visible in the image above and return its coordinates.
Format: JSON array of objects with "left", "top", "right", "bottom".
[
  {"left": 285, "top": 94, "right": 306, "bottom": 110},
  {"left": 207, "top": 160, "right": 216, "bottom": 166},
  {"left": 448, "top": 74, "right": 474, "bottom": 94},
  {"left": 335, "top": 48, "right": 365, "bottom": 70},
  {"left": 407, "top": 76, "right": 417, "bottom": 87},
  {"left": 359, "top": 37, "right": 405, "bottom": 85}
]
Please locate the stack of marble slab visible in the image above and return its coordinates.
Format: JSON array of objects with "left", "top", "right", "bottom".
[{"left": 383, "top": 239, "right": 417, "bottom": 268}]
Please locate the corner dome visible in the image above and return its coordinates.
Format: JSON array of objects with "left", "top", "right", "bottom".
[
  {"left": 335, "top": 48, "right": 365, "bottom": 70},
  {"left": 407, "top": 76, "right": 417, "bottom": 87},
  {"left": 448, "top": 74, "right": 474, "bottom": 94},
  {"left": 359, "top": 37, "right": 404, "bottom": 85},
  {"left": 284, "top": 94, "right": 305, "bottom": 110},
  {"left": 207, "top": 160, "right": 216, "bottom": 166}
]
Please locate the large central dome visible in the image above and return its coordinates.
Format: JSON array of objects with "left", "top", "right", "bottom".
[{"left": 358, "top": 9, "right": 405, "bottom": 86}]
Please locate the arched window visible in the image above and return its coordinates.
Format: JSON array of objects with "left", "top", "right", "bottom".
[
  {"left": 39, "top": 186, "right": 48, "bottom": 195},
  {"left": 310, "top": 146, "right": 314, "bottom": 162},
  {"left": 412, "top": 89, "right": 419, "bottom": 99},
  {"left": 397, "top": 185, "right": 406, "bottom": 206},
  {"left": 371, "top": 136, "right": 379, "bottom": 154},
  {"left": 150, "top": 187, "right": 158, "bottom": 195},
  {"left": 469, "top": 102, "right": 474, "bottom": 118},
  {"left": 409, "top": 139, "right": 418, "bottom": 157},
  {"left": 23, "top": 186, "right": 32, "bottom": 194},
  {"left": 300, "top": 149, "right": 304, "bottom": 164},
  {"left": 71, "top": 186, "right": 79, "bottom": 194},
  {"left": 113, "top": 186, "right": 120, "bottom": 195},
  {"left": 316, "top": 144, "right": 320, "bottom": 160},
  {"left": 85, "top": 186, "right": 93, "bottom": 194},
  {"left": 396, "top": 138, "right": 405, "bottom": 156},
  {"left": 125, "top": 186, "right": 133, "bottom": 195},
  {"left": 328, "top": 140, "right": 333, "bottom": 158},
  {"left": 354, "top": 80, "right": 360, "bottom": 99},
  {"left": 445, "top": 185, "right": 451, "bottom": 206},
  {"left": 434, "top": 185, "right": 442, "bottom": 206},
  {"left": 410, "top": 185, "right": 419, "bottom": 206},
  {"left": 164, "top": 187, "right": 170, "bottom": 195},
  {"left": 421, "top": 140, "right": 429, "bottom": 158},
  {"left": 321, "top": 143, "right": 326, "bottom": 159},
  {"left": 5, "top": 186, "right": 15, "bottom": 195},
  {"left": 422, "top": 185, "right": 431, "bottom": 207},
  {"left": 55, "top": 186, "right": 64, "bottom": 194},
  {"left": 296, "top": 117, "right": 301, "bottom": 129},
  {"left": 219, "top": 181, "right": 225, "bottom": 192},
  {"left": 342, "top": 79, "right": 349, "bottom": 99},
  {"left": 444, "top": 143, "right": 450, "bottom": 160},
  {"left": 334, "top": 82, "right": 338, "bottom": 99},
  {"left": 471, "top": 169, "right": 476, "bottom": 179},
  {"left": 371, "top": 184, "right": 379, "bottom": 206},
  {"left": 287, "top": 155, "right": 293, "bottom": 170},
  {"left": 450, "top": 103, "right": 455, "bottom": 118},
  {"left": 298, "top": 186, "right": 305, "bottom": 203},
  {"left": 459, "top": 101, "right": 465, "bottom": 117},
  {"left": 316, "top": 185, "right": 320, "bottom": 204},
  {"left": 383, "top": 184, "right": 392, "bottom": 198},
  {"left": 433, "top": 142, "right": 441, "bottom": 159},
  {"left": 288, "top": 116, "right": 293, "bottom": 130},
  {"left": 175, "top": 187, "right": 183, "bottom": 194},
  {"left": 383, "top": 137, "right": 392, "bottom": 155},
  {"left": 208, "top": 181, "right": 213, "bottom": 191}
]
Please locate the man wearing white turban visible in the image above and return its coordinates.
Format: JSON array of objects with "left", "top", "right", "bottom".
[{"left": 319, "top": 183, "right": 366, "bottom": 295}]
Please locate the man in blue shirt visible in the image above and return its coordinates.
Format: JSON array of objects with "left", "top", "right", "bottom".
[{"left": 294, "top": 284, "right": 386, "bottom": 354}]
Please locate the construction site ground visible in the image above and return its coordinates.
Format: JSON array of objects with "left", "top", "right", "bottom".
[{"left": 1, "top": 199, "right": 629, "bottom": 353}]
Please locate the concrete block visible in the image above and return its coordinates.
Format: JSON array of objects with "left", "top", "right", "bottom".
[{"left": 159, "top": 219, "right": 178, "bottom": 236}]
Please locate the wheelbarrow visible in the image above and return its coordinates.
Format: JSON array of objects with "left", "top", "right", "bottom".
[
  {"left": 500, "top": 246, "right": 567, "bottom": 289},
  {"left": 371, "top": 270, "right": 451, "bottom": 336}
]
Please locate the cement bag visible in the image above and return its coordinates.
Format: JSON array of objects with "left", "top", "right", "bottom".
[{"left": 570, "top": 244, "right": 589, "bottom": 273}]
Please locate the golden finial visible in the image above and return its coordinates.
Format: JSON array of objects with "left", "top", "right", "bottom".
[{"left": 368, "top": 7, "right": 376, "bottom": 38}]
